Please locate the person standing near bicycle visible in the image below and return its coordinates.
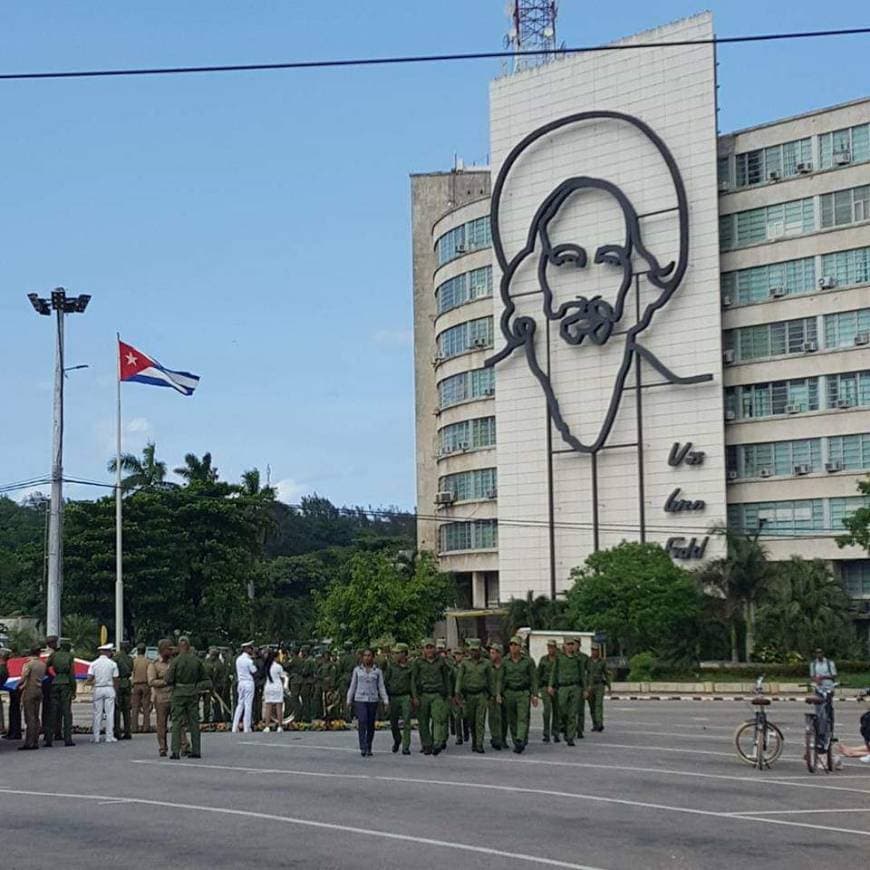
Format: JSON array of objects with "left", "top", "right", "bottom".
[{"left": 810, "top": 648, "right": 837, "bottom": 691}]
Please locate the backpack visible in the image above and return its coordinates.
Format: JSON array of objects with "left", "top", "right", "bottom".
[{"left": 860, "top": 710, "right": 870, "bottom": 743}]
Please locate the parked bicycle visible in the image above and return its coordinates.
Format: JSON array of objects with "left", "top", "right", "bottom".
[
  {"left": 734, "top": 676, "right": 784, "bottom": 769},
  {"left": 804, "top": 682, "right": 838, "bottom": 773}
]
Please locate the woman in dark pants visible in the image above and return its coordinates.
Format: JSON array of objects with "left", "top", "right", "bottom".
[{"left": 346, "top": 649, "right": 389, "bottom": 757}]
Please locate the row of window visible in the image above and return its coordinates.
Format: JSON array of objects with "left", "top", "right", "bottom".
[
  {"left": 437, "top": 367, "right": 495, "bottom": 409},
  {"left": 435, "top": 216, "right": 491, "bottom": 266},
  {"left": 723, "top": 307, "right": 870, "bottom": 362},
  {"left": 436, "top": 265, "right": 493, "bottom": 315},
  {"left": 436, "top": 316, "right": 493, "bottom": 360},
  {"left": 724, "top": 369, "right": 870, "bottom": 420},
  {"left": 727, "top": 496, "right": 870, "bottom": 537},
  {"left": 439, "top": 519, "right": 498, "bottom": 552},
  {"left": 439, "top": 416, "right": 496, "bottom": 454},
  {"left": 720, "top": 122, "right": 870, "bottom": 190},
  {"left": 721, "top": 245, "right": 870, "bottom": 307},
  {"left": 719, "top": 184, "right": 869, "bottom": 252},
  {"left": 726, "top": 433, "right": 870, "bottom": 480},
  {"left": 841, "top": 561, "right": 870, "bottom": 598},
  {"left": 438, "top": 467, "right": 497, "bottom": 502}
]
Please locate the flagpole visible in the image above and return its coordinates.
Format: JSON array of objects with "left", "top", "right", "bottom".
[{"left": 115, "top": 332, "right": 124, "bottom": 650}]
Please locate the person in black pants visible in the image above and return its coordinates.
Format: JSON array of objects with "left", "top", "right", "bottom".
[{"left": 345, "top": 649, "right": 389, "bottom": 757}]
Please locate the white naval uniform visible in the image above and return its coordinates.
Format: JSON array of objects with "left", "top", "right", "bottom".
[
  {"left": 88, "top": 655, "right": 120, "bottom": 743},
  {"left": 232, "top": 652, "right": 258, "bottom": 733}
]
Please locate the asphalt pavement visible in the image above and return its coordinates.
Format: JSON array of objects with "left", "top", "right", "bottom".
[{"left": 1, "top": 699, "right": 868, "bottom": 869}]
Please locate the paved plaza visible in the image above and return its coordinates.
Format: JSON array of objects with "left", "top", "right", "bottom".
[{"left": 1, "top": 699, "right": 868, "bottom": 869}]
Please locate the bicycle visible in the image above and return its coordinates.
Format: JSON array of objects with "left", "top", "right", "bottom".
[
  {"left": 804, "top": 682, "right": 838, "bottom": 774},
  {"left": 734, "top": 675, "right": 784, "bottom": 769}
]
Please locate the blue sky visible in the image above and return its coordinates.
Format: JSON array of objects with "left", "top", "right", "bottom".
[{"left": 1, "top": 2, "right": 867, "bottom": 509}]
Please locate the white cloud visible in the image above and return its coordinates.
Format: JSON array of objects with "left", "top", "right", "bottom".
[
  {"left": 372, "top": 328, "right": 413, "bottom": 348},
  {"left": 274, "top": 477, "right": 306, "bottom": 505},
  {"left": 126, "top": 417, "right": 153, "bottom": 435}
]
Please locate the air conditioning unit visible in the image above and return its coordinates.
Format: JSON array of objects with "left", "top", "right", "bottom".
[
  {"left": 457, "top": 442, "right": 469, "bottom": 452},
  {"left": 855, "top": 332, "right": 870, "bottom": 346},
  {"left": 725, "top": 409, "right": 737, "bottom": 422},
  {"left": 837, "top": 398, "right": 854, "bottom": 409},
  {"left": 785, "top": 404, "right": 801, "bottom": 414},
  {"left": 819, "top": 276, "right": 836, "bottom": 290},
  {"left": 769, "top": 286, "right": 786, "bottom": 298},
  {"left": 794, "top": 464, "right": 810, "bottom": 476},
  {"left": 768, "top": 170, "right": 781, "bottom": 181},
  {"left": 434, "top": 491, "right": 455, "bottom": 505},
  {"left": 723, "top": 348, "right": 736, "bottom": 364},
  {"left": 726, "top": 469, "right": 739, "bottom": 481},
  {"left": 470, "top": 337, "right": 488, "bottom": 349},
  {"left": 759, "top": 467, "right": 773, "bottom": 478},
  {"left": 825, "top": 461, "right": 844, "bottom": 473},
  {"left": 455, "top": 243, "right": 467, "bottom": 253},
  {"left": 796, "top": 161, "right": 813, "bottom": 174},
  {"left": 802, "top": 340, "right": 818, "bottom": 353},
  {"left": 834, "top": 150, "right": 852, "bottom": 165},
  {"left": 485, "top": 488, "right": 498, "bottom": 500},
  {"left": 718, "top": 180, "right": 730, "bottom": 194},
  {"left": 722, "top": 294, "right": 733, "bottom": 308}
]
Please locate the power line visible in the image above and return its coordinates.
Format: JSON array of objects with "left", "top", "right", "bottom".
[{"left": 0, "top": 27, "right": 868, "bottom": 82}]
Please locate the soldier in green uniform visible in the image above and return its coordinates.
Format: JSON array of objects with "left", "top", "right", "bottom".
[
  {"left": 299, "top": 646, "right": 315, "bottom": 722},
  {"left": 318, "top": 648, "right": 339, "bottom": 721},
  {"left": 538, "top": 640, "right": 560, "bottom": 743},
  {"left": 46, "top": 637, "right": 76, "bottom": 746},
  {"left": 502, "top": 635, "right": 538, "bottom": 753},
  {"left": 488, "top": 642, "right": 507, "bottom": 750},
  {"left": 549, "top": 637, "right": 583, "bottom": 746},
  {"left": 283, "top": 645, "right": 303, "bottom": 722},
  {"left": 410, "top": 638, "right": 450, "bottom": 756},
  {"left": 384, "top": 642, "right": 413, "bottom": 755},
  {"left": 165, "top": 636, "right": 207, "bottom": 759},
  {"left": 575, "top": 638, "right": 590, "bottom": 739},
  {"left": 202, "top": 647, "right": 219, "bottom": 723},
  {"left": 586, "top": 644, "right": 612, "bottom": 732},
  {"left": 450, "top": 646, "right": 467, "bottom": 745},
  {"left": 453, "top": 638, "right": 492, "bottom": 754},
  {"left": 113, "top": 641, "right": 134, "bottom": 740}
]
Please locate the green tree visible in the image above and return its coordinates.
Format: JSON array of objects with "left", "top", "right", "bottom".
[
  {"left": 501, "top": 590, "right": 570, "bottom": 637},
  {"left": 755, "top": 557, "right": 859, "bottom": 658},
  {"left": 837, "top": 475, "right": 870, "bottom": 551},
  {"left": 174, "top": 451, "right": 219, "bottom": 487},
  {"left": 62, "top": 612, "right": 99, "bottom": 659},
  {"left": 107, "top": 441, "right": 168, "bottom": 492},
  {"left": 316, "top": 550, "right": 454, "bottom": 648},
  {"left": 565, "top": 541, "right": 702, "bottom": 660}
]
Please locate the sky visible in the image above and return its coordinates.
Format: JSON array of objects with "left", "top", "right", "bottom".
[{"left": 1, "top": 2, "right": 868, "bottom": 510}]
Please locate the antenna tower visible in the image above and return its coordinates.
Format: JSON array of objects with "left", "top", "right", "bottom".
[{"left": 505, "top": 1, "right": 558, "bottom": 73}]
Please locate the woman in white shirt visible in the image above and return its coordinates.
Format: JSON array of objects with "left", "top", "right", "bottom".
[
  {"left": 346, "top": 648, "right": 389, "bottom": 757},
  {"left": 262, "top": 649, "right": 286, "bottom": 732}
]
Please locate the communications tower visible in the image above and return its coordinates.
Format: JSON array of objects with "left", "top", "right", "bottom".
[{"left": 505, "top": 1, "right": 558, "bottom": 73}]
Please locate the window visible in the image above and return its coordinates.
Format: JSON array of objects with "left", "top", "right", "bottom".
[
  {"left": 435, "top": 216, "right": 492, "bottom": 266},
  {"left": 826, "top": 370, "right": 870, "bottom": 409},
  {"left": 830, "top": 496, "right": 870, "bottom": 531},
  {"left": 717, "top": 156, "right": 731, "bottom": 187},
  {"left": 437, "top": 367, "right": 495, "bottom": 409},
  {"left": 435, "top": 266, "right": 493, "bottom": 315},
  {"left": 721, "top": 258, "right": 816, "bottom": 306},
  {"left": 820, "top": 185, "right": 870, "bottom": 228},
  {"left": 436, "top": 316, "right": 493, "bottom": 359},
  {"left": 439, "top": 519, "right": 498, "bottom": 552},
  {"left": 827, "top": 433, "right": 870, "bottom": 472},
  {"left": 821, "top": 246, "right": 870, "bottom": 288},
  {"left": 824, "top": 308, "right": 870, "bottom": 348},
  {"left": 725, "top": 317, "right": 817, "bottom": 361},
  {"left": 841, "top": 561, "right": 870, "bottom": 598},
  {"left": 729, "top": 378, "right": 819, "bottom": 419},
  {"left": 728, "top": 499, "right": 824, "bottom": 537},
  {"left": 731, "top": 439, "right": 822, "bottom": 478},
  {"left": 439, "top": 467, "right": 497, "bottom": 501},
  {"left": 720, "top": 198, "right": 814, "bottom": 250},
  {"left": 734, "top": 138, "right": 812, "bottom": 186},
  {"left": 819, "top": 123, "right": 870, "bottom": 169},
  {"left": 439, "top": 416, "right": 496, "bottom": 453}
]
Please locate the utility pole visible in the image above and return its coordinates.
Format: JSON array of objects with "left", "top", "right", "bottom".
[{"left": 28, "top": 288, "right": 91, "bottom": 637}]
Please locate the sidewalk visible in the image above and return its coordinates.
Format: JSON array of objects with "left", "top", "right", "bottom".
[{"left": 611, "top": 681, "right": 864, "bottom": 701}]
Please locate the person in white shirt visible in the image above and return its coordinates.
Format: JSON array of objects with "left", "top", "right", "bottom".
[
  {"left": 87, "top": 643, "right": 120, "bottom": 744},
  {"left": 261, "top": 648, "right": 286, "bottom": 732},
  {"left": 232, "top": 641, "right": 258, "bottom": 733}
]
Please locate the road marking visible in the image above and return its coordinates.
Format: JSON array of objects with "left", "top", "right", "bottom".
[
  {"left": 131, "top": 760, "right": 369, "bottom": 780},
  {"left": 0, "top": 787, "right": 606, "bottom": 870},
  {"left": 728, "top": 808, "right": 870, "bottom": 816}
]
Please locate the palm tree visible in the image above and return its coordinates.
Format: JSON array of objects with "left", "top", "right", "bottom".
[
  {"left": 502, "top": 590, "right": 568, "bottom": 636},
  {"left": 174, "top": 452, "right": 219, "bottom": 486},
  {"left": 697, "top": 529, "right": 772, "bottom": 662},
  {"left": 62, "top": 612, "right": 99, "bottom": 659},
  {"left": 107, "top": 441, "right": 168, "bottom": 492}
]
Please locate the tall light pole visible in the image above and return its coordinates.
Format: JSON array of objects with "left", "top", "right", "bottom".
[{"left": 27, "top": 288, "right": 91, "bottom": 637}]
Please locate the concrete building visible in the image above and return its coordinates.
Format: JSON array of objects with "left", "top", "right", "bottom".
[{"left": 411, "top": 12, "right": 870, "bottom": 639}]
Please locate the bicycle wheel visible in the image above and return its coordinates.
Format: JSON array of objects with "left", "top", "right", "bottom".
[
  {"left": 760, "top": 722, "right": 784, "bottom": 767},
  {"left": 734, "top": 721, "right": 762, "bottom": 766},
  {"left": 805, "top": 728, "right": 818, "bottom": 774}
]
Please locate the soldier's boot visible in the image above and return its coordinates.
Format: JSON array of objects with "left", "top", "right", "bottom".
[{"left": 392, "top": 738, "right": 400, "bottom": 753}]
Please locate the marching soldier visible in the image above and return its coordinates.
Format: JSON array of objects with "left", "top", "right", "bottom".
[
  {"left": 454, "top": 638, "right": 491, "bottom": 754},
  {"left": 202, "top": 647, "right": 222, "bottom": 723},
  {"left": 549, "top": 637, "right": 584, "bottom": 746},
  {"left": 488, "top": 642, "right": 507, "bottom": 750},
  {"left": 46, "top": 637, "right": 76, "bottom": 746},
  {"left": 538, "top": 640, "right": 560, "bottom": 743},
  {"left": 586, "top": 644, "right": 612, "bottom": 732},
  {"left": 284, "top": 646, "right": 303, "bottom": 722},
  {"left": 502, "top": 635, "right": 538, "bottom": 753},
  {"left": 575, "top": 638, "right": 590, "bottom": 739},
  {"left": 165, "top": 636, "right": 207, "bottom": 760},
  {"left": 450, "top": 646, "right": 467, "bottom": 745},
  {"left": 411, "top": 638, "right": 450, "bottom": 755},
  {"left": 384, "top": 642, "right": 413, "bottom": 755},
  {"left": 318, "top": 648, "right": 339, "bottom": 722},
  {"left": 130, "top": 643, "right": 152, "bottom": 733},
  {"left": 113, "top": 640, "right": 134, "bottom": 740}
]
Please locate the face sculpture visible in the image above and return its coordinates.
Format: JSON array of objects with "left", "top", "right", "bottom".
[{"left": 486, "top": 111, "right": 711, "bottom": 454}]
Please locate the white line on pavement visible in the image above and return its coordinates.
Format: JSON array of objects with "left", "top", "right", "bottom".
[
  {"left": 728, "top": 808, "right": 870, "bottom": 816},
  {"left": 0, "top": 787, "right": 606, "bottom": 870}
]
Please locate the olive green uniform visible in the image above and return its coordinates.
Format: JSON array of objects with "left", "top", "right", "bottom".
[
  {"left": 488, "top": 662, "right": 507, "bottom": 749},
  {"left": 300, "top": 656, "right": 316, "bottom": 722},
  {"left": 586, "top": 657, "right": 611, "bottom": 730},
  {"left": 502, "top": 654, "right": 538, "bottom": 748},
  {"left": 284, "top": 656, "right": 303, "bottom": 721},
  {"left": 411, "top": 656, "right": 450, "bottom": 752},
  {"left": 550, "top": 651, "right": 585, "bottom": 743},
  {"left": 166, "top": 650, "right": 207, "bottom": 757},
  {"left": 384, "top": 660, "right": 413, "bottom": 752},
  {"left": 537, "top": 654, "right": 560, "bottom": 742},
  {"left": 113, "top": 650, "right": 134, "bottom": 739},
  {"left": 318, "top": 656, "right": 339, "bottom": 720},
  {"left": 575, "top": 650, "right": 590, "bottom": 738},
  {"left": 46, "top": 647, "right": 76, "bottom": 745},
  {"left": 454, "top": 657, "right": 492, "bottom": 751}
]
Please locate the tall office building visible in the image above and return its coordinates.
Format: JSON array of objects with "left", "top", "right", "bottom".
[{"left": 411, "top": 12, "right": 870, "bottom": 644}]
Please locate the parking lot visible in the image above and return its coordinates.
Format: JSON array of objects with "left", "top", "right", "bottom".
[{"left": 1, "top": 699, "right": 868, "bottom": 869}]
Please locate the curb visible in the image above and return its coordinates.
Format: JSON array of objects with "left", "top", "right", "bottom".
[{"left": 610, "top": 695, "right": 866, "bottom": 702}]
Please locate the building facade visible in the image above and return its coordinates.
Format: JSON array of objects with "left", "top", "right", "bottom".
[{"left": 411, "top": 12, "right": 870, "bottom": 632}]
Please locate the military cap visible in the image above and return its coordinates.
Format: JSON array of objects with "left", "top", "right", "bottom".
[
  {"left": 157, "top": 638, "right": 173, "bottom": 651},
  {"left": 208, "top": 646, "right": 218, "bottom": 654},
  {"left": 546, "top": 639, "right": 557, "bottom": 647},
  {"left": 241, "top": 640, "right": 255, "bottom": 648},
  {"left": 60, "top": 639, "right": 72, "bottom": 650},
  {"left": 465, "top": 638, "right": 481, "bottom": 649},
  {"left": 45, "top": 635, "right": 59, "bottom": 644},
  {"left": 572, "top": 637, "right": 585, "bottom": 646},
  {"left": 344, "top": 641, "right": 353, "bottom": 649},
  {"left": 98, "top": 642, "right": 114, "bottom": 651},
  {"left": 490, "top": 642, "right": 503, "bottom": 653},
  {"left": 509, "top": 635, "right": 523, "bottom": 646},
  {"left": 120, "top": 640, "right": 131, "bottom": 649},
  {"left": 394, "top": 642, "right": 409, "bottom": 653},
  {"left": 421, "top": 638, "right": 436, "bottom": 648},
  {"left": 177, "top": 636, "right": 190, "bottom": 646},
  {"left": 435, "top": 638, "right": 446, "bottom": 650}
]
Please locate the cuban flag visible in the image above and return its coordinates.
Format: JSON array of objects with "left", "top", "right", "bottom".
[{"left": 119, "top": 339, "right": 200, "bottom": 396}]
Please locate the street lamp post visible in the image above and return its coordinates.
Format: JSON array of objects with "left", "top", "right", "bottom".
[{"left": 28, "top": 288, "right": 91, "bottom": 638}]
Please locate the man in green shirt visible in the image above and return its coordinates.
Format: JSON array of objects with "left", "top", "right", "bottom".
[
  {"left": 502, "top": 635, "right": 538, "bottom": 753},
  {"left": 575, "top": 638, "right": 590, "bottom": 739},
  {"left": 46, "top": 638, "right": 76, "bottom": 746},
  {"left": 411, "top": 638, "right": 450, "bottom": 756},
  {"left": 450, "top": 647, "right": 468, "bottom": 745},
  {"left": 454, "top": 638, "right": 492, "bottom": 754},
  {"left": 113, "top": 641, "right": 134, "bottom": 740},
  {"left": 549, "top": 638, "right": 584, "bottom": 746},
  {"left": 384, "top": 642, "right": 413, "bottom": 755},
  {"left": 538, "top": 639, "right": 560, "bottom": 743},
  {"left": 586, "top": 644, "right": 612, "bottom": 732},
  {"left": 165, "top": 636, "right": 207, "bottom": 759},
  {"left": 488, "top": 642, "right": 507, "bottom": 750}
]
